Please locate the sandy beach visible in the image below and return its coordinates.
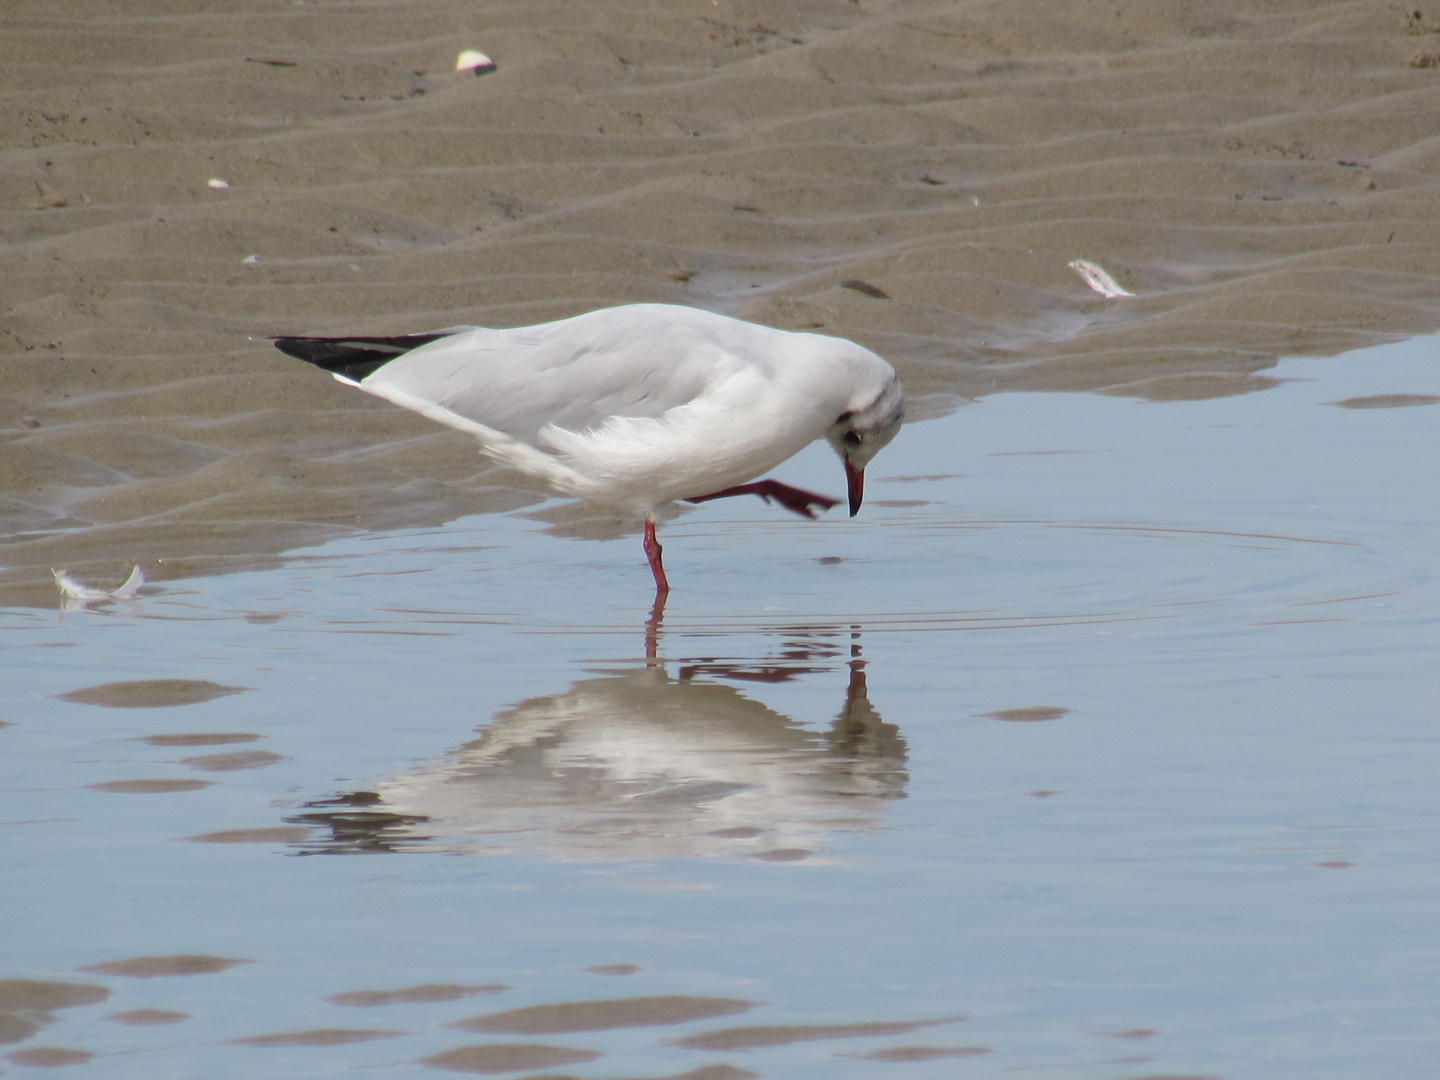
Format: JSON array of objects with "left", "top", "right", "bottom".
[{"left": 3, "top": 0, "right": 1439, "bottom": 603}]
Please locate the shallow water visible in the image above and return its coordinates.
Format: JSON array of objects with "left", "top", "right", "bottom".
[{"left": 3, "top": 335, "right": 1438, "bottom": 1079}]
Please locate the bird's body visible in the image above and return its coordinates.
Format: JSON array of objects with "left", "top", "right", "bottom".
[{"left": 274, "top": 303, "right": 903, "bottom": 593}]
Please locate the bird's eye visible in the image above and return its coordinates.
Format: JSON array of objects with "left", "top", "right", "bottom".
[{"left": 842, "top": 430, "right": 862, "bottom": 447}]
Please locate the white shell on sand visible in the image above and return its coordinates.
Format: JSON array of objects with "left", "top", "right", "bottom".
[
  {"left": 455, "top": 49, "right": 496, "bottom": 74},
  {"left": 1068, "top": 259, "right": 1135, "bottom": 298},
  {"left": 207, "top": 178, "right": 230, "bottom": 189}
]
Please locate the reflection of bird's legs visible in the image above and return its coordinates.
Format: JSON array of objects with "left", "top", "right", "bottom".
[
  {"left": 845, "top": 662, "right": 868, "bottom": 710},
  {"left": 645, "top": 593, "right": 666, "bottom": 663},
  {"left": 684, "top": 480, "right": 838, "bottom": 519},
  {"left": 827, "top": 631, "right": 905, "bottom": 765},
  {"left": 643, "top": 515, "right": 669, "bottom": 596},
  {"left": 846, "top": 625, "right": 867, "bottom": 709}
]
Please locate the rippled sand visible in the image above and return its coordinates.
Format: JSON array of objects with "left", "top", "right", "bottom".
[{"left": 3, "top": 0, "right": 1440, "bottom": 600}]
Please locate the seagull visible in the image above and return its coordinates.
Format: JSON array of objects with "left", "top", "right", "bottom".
[{"left": 272, "top": 303, "right": 904, "bottom": 594}]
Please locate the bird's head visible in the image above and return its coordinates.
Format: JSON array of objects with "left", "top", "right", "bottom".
[{"left": 825, "top": 374, "right": 905, "bottom": 516}]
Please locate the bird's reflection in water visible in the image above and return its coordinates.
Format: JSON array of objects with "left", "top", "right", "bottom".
[{"left": 289, "top": 627, "right": 907, "bottom": 861}]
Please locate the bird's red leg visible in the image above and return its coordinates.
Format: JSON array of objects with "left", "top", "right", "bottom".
[
  {"left": 684, "top": 480, "right": 839, "bottom": 519},
  {"left": 643, "top": 516, "right": 670, "bottom": 596}
]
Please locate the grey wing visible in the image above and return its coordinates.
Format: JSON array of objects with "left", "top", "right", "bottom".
[{"left": 360, "top": 311, "right": 737, "bottom": 445}]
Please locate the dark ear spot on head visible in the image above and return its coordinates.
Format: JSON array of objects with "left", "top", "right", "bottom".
[{"left": 836, "top": 411, "right": 854, "bottom": 424}]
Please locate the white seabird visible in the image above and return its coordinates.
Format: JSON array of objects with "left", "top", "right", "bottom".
[{"left": 273, "top": 303, "right": 904, "bottom": 594}]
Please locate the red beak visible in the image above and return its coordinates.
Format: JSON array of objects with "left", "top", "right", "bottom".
[{"left": 845, "top": 459, "right": 864, "bottom": 517}]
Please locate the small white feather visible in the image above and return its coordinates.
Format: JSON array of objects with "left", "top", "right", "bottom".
[
  {"left": 52, "top": 566, "right": 144, "bottom": 603},
  {"left": 1068, "top": 259, "right": 1135, "bottom": 298}
]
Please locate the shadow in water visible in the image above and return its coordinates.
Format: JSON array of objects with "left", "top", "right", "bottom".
[{"left": 289, "top": 618, "right": 906, "bottom": 861}]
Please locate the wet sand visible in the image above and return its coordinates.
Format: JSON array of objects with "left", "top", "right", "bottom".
[{"left": 3, "top": 0, "right": 1440, "bottom": 601}]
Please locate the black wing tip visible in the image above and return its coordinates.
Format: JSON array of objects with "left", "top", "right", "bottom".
[{"left": 271, "top": 332, "right": 452, "bottom": 382}]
